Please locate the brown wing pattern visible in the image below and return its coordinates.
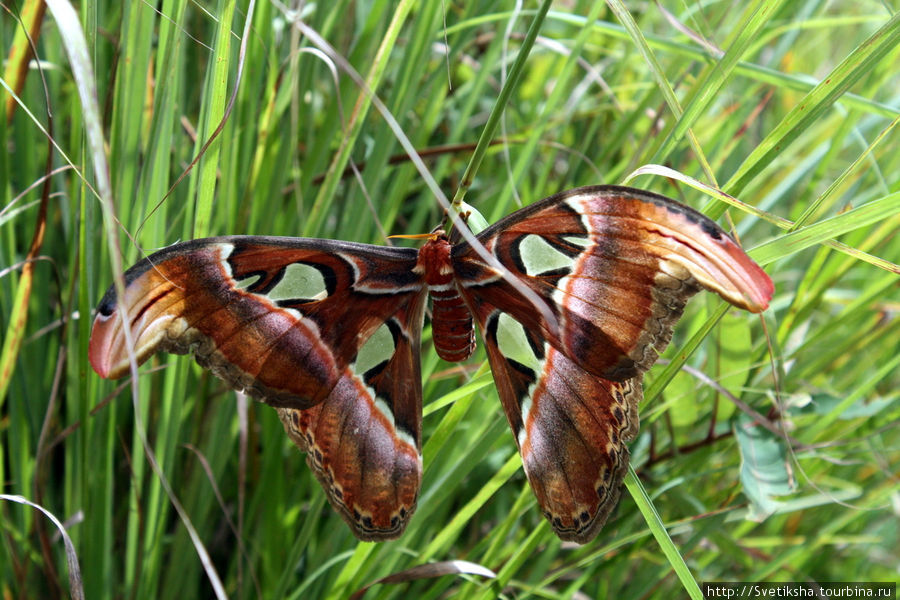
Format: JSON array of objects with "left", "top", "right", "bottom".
[
  {"left": 89, "top": 236, "right": 424, "bottom": 409},
  {"left": 452, "top": 186, "right": 773, "bottom": 541},
  {"left": 476, "top": 307, "right": 642, "bottom": 542},
  {"left": 89, "top": 236, "right": 428, "bottom": 539},
  {"left": 453, "top": 186, "right": 772, "bottom": 382},
  {"left": 277, "top": 293, "right": 427, "bottom": 540}
]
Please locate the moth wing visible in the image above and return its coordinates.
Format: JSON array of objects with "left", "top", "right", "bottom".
[
  {"left": 452, "top": 186, "right": 772, "bottom": 541},
  {"left": 89, "top": 236, "right": 428, "bottom": 540},
  {"left": 277, "top": 290, "right": 427, "bottom": 540},
  {"left": 476, "top": 307, "right": 642, "bottom": 542},
  {"left": 89, "top": 236, "right": 424, "bottom": 408},
  {"left": 452, "top": 185, "right": 773, "bottom": 382}
]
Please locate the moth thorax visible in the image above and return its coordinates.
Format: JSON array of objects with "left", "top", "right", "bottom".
[
  {"left": 414, "top": 235, "right": 455, "bottom": 285},
  {"left": 414, "top": 236, "right": 475, "bottom": 362}
]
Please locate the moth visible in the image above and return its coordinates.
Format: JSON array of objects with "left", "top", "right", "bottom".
[{"left": 89, "top": 185, "right": 773, "bottom": 543}]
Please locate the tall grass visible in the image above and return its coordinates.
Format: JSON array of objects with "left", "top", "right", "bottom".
[{"left": 2, "top": 1, "right": 898, "bottom": 598}]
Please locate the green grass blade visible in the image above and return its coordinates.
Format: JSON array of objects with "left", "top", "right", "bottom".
[
  {"left": 724, "top": 11, "right": 900, "bottom": 198},
  {"left": 625, "top": 468, "right": 702, "bottom": 600}
]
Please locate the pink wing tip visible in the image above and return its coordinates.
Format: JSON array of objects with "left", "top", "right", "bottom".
[
  {"left": 749, "top": 269, "right": 775, "bottom": 312},
  {"left": 723, "top": 241, "right": 774, "bottom": 313},
  {"left": 88, "top": 312, "right": 118, "bottom": 379}
]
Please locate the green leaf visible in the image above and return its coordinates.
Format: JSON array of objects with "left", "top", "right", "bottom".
[{"left": 735, "top": 414, "right": 793, "bottom": 520}]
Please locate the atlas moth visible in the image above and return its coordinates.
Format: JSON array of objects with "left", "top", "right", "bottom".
[{"left": 90, "top": 185, "right": 773, "bottom": 542}]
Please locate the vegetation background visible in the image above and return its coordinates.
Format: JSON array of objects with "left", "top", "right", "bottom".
[{"left": 2, "top": 0, "right": 898, "bottom": 598}]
